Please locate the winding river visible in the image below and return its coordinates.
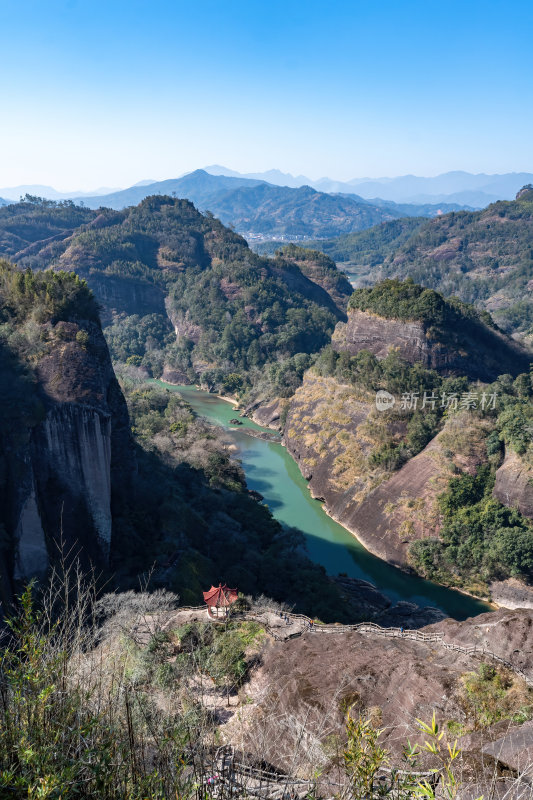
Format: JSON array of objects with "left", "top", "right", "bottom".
[{"left": 156, "top": 380, "right": 490, "bottom": 620}]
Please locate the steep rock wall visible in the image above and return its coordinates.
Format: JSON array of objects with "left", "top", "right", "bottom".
[
  {"left": 493, "top": 448, "right": 533, "bottom": 519},
  {"left": 82, "top": 274, "right": 166, "bottom": 325},
  {"left": 31, "top": 405, "right": 112, "bottom": 560},
  {"left": 332, "top": 310, "right": 433, "bottom": 365},
  {"left": 13, "top": 477, "right": 48, "bottom": 581},
  {"left": 2, "top": 320, "right": 134, "bottom": 589},
  {"left": 332, "top": 308, "right": 530, "bottom": 381}
]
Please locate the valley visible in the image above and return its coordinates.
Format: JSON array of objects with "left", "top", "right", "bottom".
[
  {"left": 1, "top": 193, "right": 533, "bottom": 609},
  {"left": 1, "top": 189, "right": 533, "bottom": 800},
  {"left": 155, "top": 380, "right": 490, "bottom": 620},
  {"left": 4, "top": 0, "right": 533, "bottom": 795}
]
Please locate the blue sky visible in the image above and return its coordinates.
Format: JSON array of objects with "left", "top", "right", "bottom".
[{"left": 1, "top": 0, "right": 532, "bottom": 189}]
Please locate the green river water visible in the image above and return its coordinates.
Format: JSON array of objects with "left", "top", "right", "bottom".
[{"left": 156, "top": 380, "right": 491, "bottom": 620}]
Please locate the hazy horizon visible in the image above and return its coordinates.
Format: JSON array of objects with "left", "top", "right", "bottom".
[{"left": 2, "top": 167, "right": 533, "bottom": 198}]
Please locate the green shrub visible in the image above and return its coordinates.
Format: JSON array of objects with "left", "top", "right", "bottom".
[{"left": 75, "top": 329, "right": 89, "bottom": 348}]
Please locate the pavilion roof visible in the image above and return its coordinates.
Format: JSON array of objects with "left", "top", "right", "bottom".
[{"left": 203, "top": 583, "right": 238, "bottom": 607}]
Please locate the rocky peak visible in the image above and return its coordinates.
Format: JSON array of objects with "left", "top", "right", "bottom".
[{"left": 516, "top": 184, "right": 533, "bottom": 200}]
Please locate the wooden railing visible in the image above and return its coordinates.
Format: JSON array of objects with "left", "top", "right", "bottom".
[
  {"left": 157, "top": 605, "right": 533, "bottom": 797},
  {"left": 238, "top": 611, "right": 533, "bottom": 687},
  {"left": 209, "top": 744, "right": 437, "bottom": 799},
  {"left": 164, "top": 606, "right": 533, "bottom": 687}
]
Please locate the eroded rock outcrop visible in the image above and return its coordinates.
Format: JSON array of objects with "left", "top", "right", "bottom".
[
  {"left": 248, "top": 397, "right": 287, "bottom": 429},
  {"left": 218, "top": 607, "right": 533, "bottom": 787},
  {"left": 427, "top": 606, "right": 533, "bottom": 673},
  {"left": 489, "top": 578, "right": 533, "bottom": 611},
  {"left": 493, "top": 448, "right": 533, "bottom": 520},
  {"left": 332, "top": 307, "right": 529, "bottom": 381}
]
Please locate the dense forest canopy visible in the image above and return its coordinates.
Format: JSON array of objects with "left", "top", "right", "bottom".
[
  {"left": 0, "top": 259, "right": 99, "bottom": 325},
  {"left": 348, "top": 278, "right": 495, "bottom": 329},
  {"left": 308, "top": 217, "right": 426, "bottom": 266}
]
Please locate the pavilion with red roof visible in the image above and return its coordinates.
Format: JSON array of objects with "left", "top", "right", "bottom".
[{"left": 203, "top": 583, "right": 238, "bottom": 618}]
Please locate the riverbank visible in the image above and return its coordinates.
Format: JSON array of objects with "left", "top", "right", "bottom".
[
  {"left": 162, "top": 383, "right": 280, "bottom": 441},
  {"left": 239, "top": 395, "right": 494, "bottom": 607},
  {"left": 154, "top": 380, "right": 490, "bottom": 620},
  {"left": 303, "top": 476, "right": 495, "bottom": 607},
  {"left": 215, "top": 393, "right": 239, "bottom": 406}
]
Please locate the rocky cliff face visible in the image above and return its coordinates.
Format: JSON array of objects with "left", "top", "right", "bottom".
[
  {"left": 333, "top": 309, "right": 433, "bottom": 364},
  {"left": 1, "top": 320, "right": 134, "bottom": 593},
  {"left": 284, "top": 372, "right": 491, "bottom": 569},
  {"left": 493, "top": 448, "right": 533, "bottom": 520},
  {"left": 85, "top": 274, "right": 166, "bottom": 325},
  {"left": 332, "top": 307, "right": 529, "bottom": 381}
]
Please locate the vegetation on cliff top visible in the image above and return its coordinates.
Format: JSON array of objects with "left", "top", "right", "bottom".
[
  {"left": 0, "top": 259, "right": 98, "bottom": 325},
  {"left": 345, "top": 278, "right": 530, "bottom": 383},
  {"left": 348, "top": 278, "right": 494, "bottom": 330},
  {"left": 0, "top": 260, "right": 100, "bottom": 440}
]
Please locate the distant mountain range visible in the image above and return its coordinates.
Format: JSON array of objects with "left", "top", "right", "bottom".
[
  {"left": 66, "top": 170, "right": 397, "bottom": 239},
  {"left": 3, "top": 169, "right": 532, "bottom": 210},
  {"left": 0, "top": 184, "right": 120, "bottom": 201},
  {"left": 2, "top": 168, "right": 531, "bottom": 241},
  {"left": 0, "top": 173, "right": 486, "bottom": 241},
  {"left": 202, "top": 166, "right": 533, "bottom": 207},
  {"left": 64, "top": 170, "right": 471, "bottom": 239},
  {"left": 72, "top": 170, "right": 266, "bottom": 211}
]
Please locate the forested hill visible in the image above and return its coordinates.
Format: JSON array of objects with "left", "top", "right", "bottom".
[
  {"left": 0, "top": 197, "right": 97, "bottom": 268},
  {"left": 192, "top": 180, "right": 398, "bottom": 238},
  {"left": 314, "top": 187, "right": 533, "bottom": 338},
  {"left": 344, "top": 279, "right": 530, "bottom": 381},
  {"left": 310, "top": 217, "right": 426, "bottom": 266},
  {"left": 0, "top": 194, "right": 350, "bottom": 401},
  {"left": 273, "top": 244, "right": 353, "bottom": 311}
]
